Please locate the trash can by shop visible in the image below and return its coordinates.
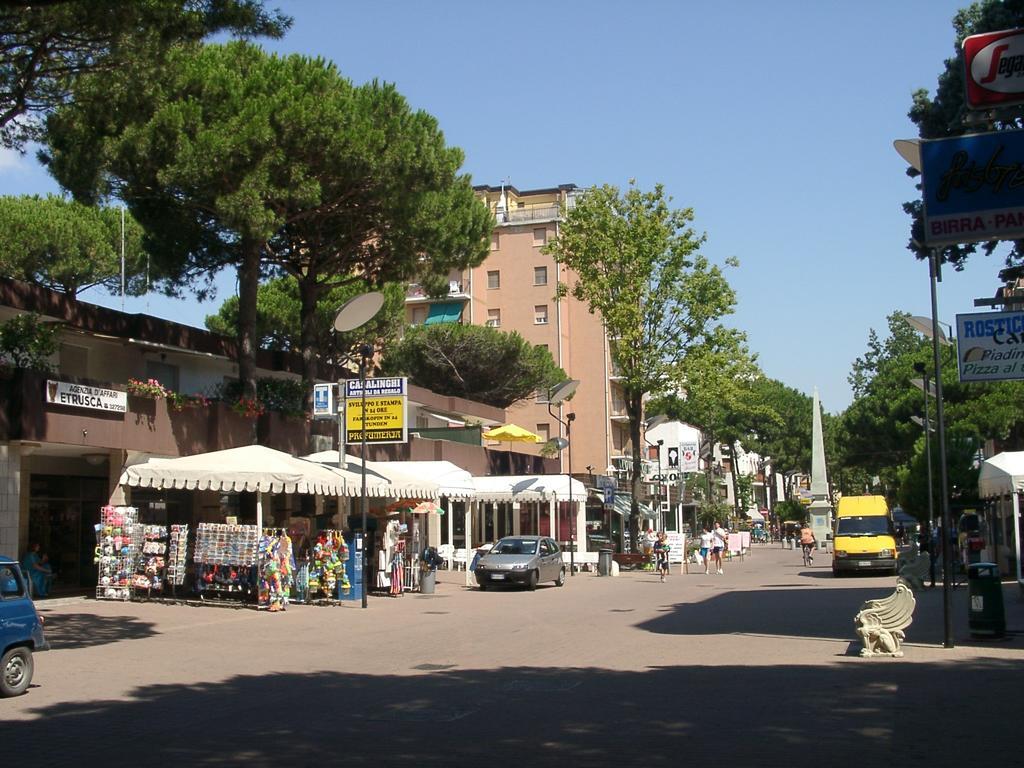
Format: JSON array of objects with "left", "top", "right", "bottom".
[
  {"left": 598, "top": 549, "right": 614, "bottom": 576},
  {"left": 420, "top": 569, "right": 436, "bottom": 594},
  {"left": 968, "top": 562, "right": 1005, "bottom": 638}
]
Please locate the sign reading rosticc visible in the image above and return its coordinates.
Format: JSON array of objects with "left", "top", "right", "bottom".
[
  {"left": 956, "top": 310, "right": 1024, "bottom": 382},
  {"left": 963, "top": 28, "right": 1024, "bottom": 110},
  {"left": 920, "top": 129, "right": 1024, "bottom": 246},
  {"left": 46, "top": 380, "right": 127, "bottom": 413},
  {"left": 344, "top": 377, "right": 407, "bottom": 444}
]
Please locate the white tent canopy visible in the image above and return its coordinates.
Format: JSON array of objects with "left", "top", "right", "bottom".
[
  {"left": 979, "top": 451, "right": 1024, "bottom": 498},
  {"left": 380, "top": 461, "right": 475, "bottom": 499},
  {"left": 978, "top": 451, "right": 1024, "bottom": 587},
  {"left": 472, "top": 474, "right": 587, "bottom": 502},
  {"left": 122, "top": 445, "right": 350, "bottom": 495},
  {"left": 302, "top": 450, "right": 440, "bottom": 498}
]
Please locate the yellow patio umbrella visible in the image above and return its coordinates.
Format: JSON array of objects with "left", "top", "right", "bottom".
[{"left": 482, "top": 423, "right": 543, "bottom": 444}]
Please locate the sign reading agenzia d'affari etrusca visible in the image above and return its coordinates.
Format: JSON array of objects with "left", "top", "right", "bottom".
[
  {"left": 956, "top": 310, "right": 1024, "bottom": 382},
  {"left": 46, "top": 380, "right": 127, "bottom": 413},
  {"left": 919, "top": 129, "right": 1024, "bottom": 247}
]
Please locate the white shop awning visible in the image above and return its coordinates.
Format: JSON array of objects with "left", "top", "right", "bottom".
[
  {"left": 121, "top": 444, "right": 351, "bottom": 495},
  {"left": 471, "top": 474, "right": 586, "bottom": 503},
  {"left": 303, "top": 450, "right": 440, "bottom": 498},
  {"left": 979, "top": 451, "right": 1024, "bottom": 498}
]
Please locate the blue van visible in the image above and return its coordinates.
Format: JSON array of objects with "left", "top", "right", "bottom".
[{"left": 0, "top": 555, "right": 48, "bottom": 697}]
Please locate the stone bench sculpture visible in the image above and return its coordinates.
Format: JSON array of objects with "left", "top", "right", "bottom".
[
  {"left": 897, "top": 550, "right": 931, "bottom": 592},
  {"left": 854, "top": 582, "right": 916, "bottom": 657}
]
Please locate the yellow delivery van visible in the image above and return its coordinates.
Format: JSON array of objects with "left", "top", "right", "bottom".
[{"left": 832, "top": 495, "right": 898, "bottom": 576}]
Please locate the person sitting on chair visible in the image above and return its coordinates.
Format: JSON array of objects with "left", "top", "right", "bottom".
[{"left": 22, "top": 543, "right": 54, "bottom": 598}]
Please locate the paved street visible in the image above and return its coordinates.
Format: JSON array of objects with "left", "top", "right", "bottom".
[{"left": 5, "top": 545, "right": 1022, "bottom": 767}]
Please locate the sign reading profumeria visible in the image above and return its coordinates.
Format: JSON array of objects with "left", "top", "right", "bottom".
[{"left": 344, "top": 377, "right": 408, "bottom": 444}]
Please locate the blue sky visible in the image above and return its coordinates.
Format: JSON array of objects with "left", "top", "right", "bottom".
[{"left": 0, "top": 0, "right": 1002, "bottom": 412}]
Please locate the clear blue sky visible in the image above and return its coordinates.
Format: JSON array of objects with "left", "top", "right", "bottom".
[{"left": 0, "top": 0, "right": 1001, "bottom": 412}]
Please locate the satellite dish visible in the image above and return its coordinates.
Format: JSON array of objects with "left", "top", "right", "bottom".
[
  {"left": 333, "top": 292, "right": 385, "bottom": 332},
  {"left": 893, "top": 139, "right": 922, "bottom": 171},
  {"left": 547, "top": 379, "right": 580, "bottom": 405}
]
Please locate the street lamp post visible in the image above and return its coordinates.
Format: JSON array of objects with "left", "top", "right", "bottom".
[
  {"left": 911, "top": 363, "right": 937, "bottom": 533},
  {"left": 547, "top": 379, "right": 580, "bottom": 575},
  {"left": 333, "top": 291, "right": 385, "bottom": 610},
  {"left": 904, "top": 259, "right": 956, "bottom": 648}
]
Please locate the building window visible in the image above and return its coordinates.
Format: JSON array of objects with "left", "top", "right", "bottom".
[
  {"left": 145, "top": 360, "right": 180, "bottom": 392},
  {"left": 533, "top": 227, "right": 547, "bottom": 247},
  {"left": 490, "top": 232, "right": 500, "bottom": 251},
  {"left": 487, "top": 270, "right": 500, "bottom": 289},
  {"left": 534, "top": 266, "right": 547, "bottom": 286},
  {"left": 536, "top": 423, "right": 550, "bottom": 442},
  {"left": 487, "top": 309, "right": 501, "bottom": 328},
  {"left": 534, "top": 305, "right": 548, "bottom": 325},
  {"left": 411, "top": 306, "right": 427, "bottom": 325}
]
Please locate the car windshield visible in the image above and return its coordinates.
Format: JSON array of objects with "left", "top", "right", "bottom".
[
  {"left": 491, "top": 538, "right": 538, "bottom": 555},
  {"left": 836, "top": 516, "right": 894, "bottom": 537}
]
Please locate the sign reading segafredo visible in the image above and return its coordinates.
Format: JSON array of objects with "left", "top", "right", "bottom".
[
  {"left": 964, "top": 28, "right": 1024, "bottom": 110},
  {"left": 46, "top": 380, "right": 127, "bottom": 413},
  {"left": 956, "top": 310, "right": 1024, "bottom": 382},
  {"left": 920, "top": 129, "right": 1024, "bottom": 246}
]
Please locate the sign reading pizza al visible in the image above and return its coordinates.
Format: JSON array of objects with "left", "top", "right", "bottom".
[{"left": 964, "top": 28, "right": 1024, "bottom": 110}]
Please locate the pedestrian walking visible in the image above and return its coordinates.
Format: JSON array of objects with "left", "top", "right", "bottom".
[
  {"left": 699, "top": 525, "right": 714, "bottom": 574},
  {"left": 654, "top": 532, "right": 670, "bottom": 582},
  {"left": 711, "top": 521, "right": 728, "bottom": 575}
]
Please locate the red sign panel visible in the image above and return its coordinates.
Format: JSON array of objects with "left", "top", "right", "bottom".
[{"left": 964, "top": 28, "right": 1024, "bottom": 109}]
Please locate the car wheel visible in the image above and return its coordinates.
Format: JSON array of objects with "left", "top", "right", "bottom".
[
  {"left": 555, "top": 567, "right": 565, "bottom": 587},
  {"left": 528, "top": 569, "right": 539, "bottom": 591},
  {"left": 1, "top": 647, "right": 33, "bottom": 698}
]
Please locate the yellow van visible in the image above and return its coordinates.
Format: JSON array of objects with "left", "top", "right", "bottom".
[{"left": 832, "top": 495, "right": 898, "bottom": 576}]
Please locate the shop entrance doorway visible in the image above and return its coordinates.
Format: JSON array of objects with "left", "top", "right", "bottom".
[{"left": 28, "top": 474, "right": 107, "bottom": 590}]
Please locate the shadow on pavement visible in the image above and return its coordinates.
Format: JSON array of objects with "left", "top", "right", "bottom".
[
  {"left": 6, "top": 661, "right": 1022, "bottom": 767},
  {"left": 39, "top": 612, "right": 159, "bottom": 650}
]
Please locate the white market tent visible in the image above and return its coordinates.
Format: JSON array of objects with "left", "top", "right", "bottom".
[
  {"left": 471, "top": 474, "right": 587, "bottom": 502},
  {"left": 302, "top": 450, "right": 440, "bottom": 499},
  {"left": 121, "top": 444, "right": 364, "bottom": 532},
  {"left": 978, "top": 451, "right": 1024, "bottom": 586}
]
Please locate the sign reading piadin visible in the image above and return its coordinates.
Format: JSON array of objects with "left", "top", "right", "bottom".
[
  {"left": 345, "top": 377, "right": 407, "bottom": 444},
  {"left": 920, "top": 129, "right": 1024, "bottom": 246},
  {"left": 956, "top": 310, "right": 1024, "bottom": 382}
]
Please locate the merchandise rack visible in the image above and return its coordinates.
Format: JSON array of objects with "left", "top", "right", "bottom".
[
  {"left": 131, "top": 525, "right": 168, "bottom": 599},
  {"left": 95, "top": 506, "right": 139, "bottom": 601}
]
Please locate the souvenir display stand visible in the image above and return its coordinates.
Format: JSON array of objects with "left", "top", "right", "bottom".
[
  {"left": 166, "top": 524, "right": 189, "bottom": 596},
  {"left": 258, "top": 529, "right": 294, "bottom": 612},
  {"left": 131, "top": 525, "right": 167, "bottom": 598},
  {"left": 193, "top": 523, "right": 259, "bottom": 603},
  {"left": 94, "top": 506, "right": 139, "bottom": 600},
  {"left": 304, "top": 530, "right": 350, "bottom": 603}
]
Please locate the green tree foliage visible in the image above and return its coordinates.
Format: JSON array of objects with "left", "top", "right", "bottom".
[
  {"left": 43, "top": 42, "right": 491, "bottom": 401},
  {"left": 897, "top": 435, "right": 981, "bottom": 523},
  {"left": 380, "top": 323, "right": 566, "bottom": 409},
  {"left": 904, "top": 1, "right": 1024, "bottom": 270},
  {"left": 0, "top": 195, "right": 148, "bottom": 298},
  {"left": 205, "top": 277, "right": 406, "bottom": 369},
  {"left": 0, "top": 312, "right": 58, "bottom": 372},
  {"left": 545, "top": 182, "right": 739, "bottom": 545},
  {"left": 0, "top": 0, "right": 289, "bottom": 148},
  {"left": 743, "top": 376, "right": 813, "bottom": 499}
]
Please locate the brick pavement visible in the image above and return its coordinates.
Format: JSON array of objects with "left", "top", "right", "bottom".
[{"left": 3, "top": 544, "right": 1021, "bottom": 767}]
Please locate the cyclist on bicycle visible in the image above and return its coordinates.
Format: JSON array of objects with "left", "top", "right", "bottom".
[{"left": 800, "top": 522, "right": 816, "bottom": 565}]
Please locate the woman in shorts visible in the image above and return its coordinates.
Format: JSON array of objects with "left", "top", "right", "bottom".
[{"left": 699, "top": 525, "right": 714, "bottom": 574}]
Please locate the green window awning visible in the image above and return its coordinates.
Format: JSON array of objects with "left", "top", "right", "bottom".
[{"left": 424, "top": 302, "right": 464, "bottom": 325}]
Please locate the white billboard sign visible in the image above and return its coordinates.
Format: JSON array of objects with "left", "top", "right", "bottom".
[
  {"left": 46, "top": 380, "right": 126, "bottom": 414},
  {"left": 956, "top": 310, "right": 1024, "bottom": 382},
  {"left": 679, "top": 441, "right": 700, "bottom": 472}
]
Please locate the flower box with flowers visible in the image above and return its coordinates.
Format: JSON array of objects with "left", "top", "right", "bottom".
[
  {"left": 167, "top": 391, "right": 211, "bottom": 412},
  {"left": 127, "top": 378, "right": 168, "bottom": 399},
  {"left": 230, "top": 396, "right": 266, "bottom": 420}
]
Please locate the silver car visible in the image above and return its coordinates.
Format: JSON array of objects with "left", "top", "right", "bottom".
[{"left": 475, "top": 536, "right": 565, "bottom": 590}]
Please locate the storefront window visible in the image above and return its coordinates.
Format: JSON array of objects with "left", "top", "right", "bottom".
[{"left": 28, "top": 474, "right": 107, "bottom": 589}]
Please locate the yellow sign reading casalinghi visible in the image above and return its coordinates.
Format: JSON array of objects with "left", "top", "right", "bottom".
[{"left": 345, "top": 396, "right": 406, "bottom": 444}]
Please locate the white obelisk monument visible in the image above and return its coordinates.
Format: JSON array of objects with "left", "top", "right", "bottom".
[{"left": 808, "top": 387, "right": 833, "bottom": 548}]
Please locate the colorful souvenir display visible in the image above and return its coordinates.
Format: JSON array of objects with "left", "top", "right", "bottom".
[
  {"left": 94, "top": 506, "right": 139, "bottom": 601},
  {"left": 167, "top": 524, "right": 189, "bottom": 586},
  {"left": 132, "top": 525, "right": 167, "bottom": 594},
  {"left": 306, "top": 530, "right": 349, "bottom": 600},
  {"left": 258, "top": 530, "right": 294, "bottom": 611},
  {"left": 194, "top": 523, "right": 258, "bottom": 566}
]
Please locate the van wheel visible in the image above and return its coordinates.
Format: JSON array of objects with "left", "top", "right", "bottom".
[{"left": 1, "top": 647, "right": 33, "bottom": 698}]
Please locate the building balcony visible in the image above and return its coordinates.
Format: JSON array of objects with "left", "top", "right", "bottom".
[
  {"left": 498, "top": 204, "right": 562, "bottom": 225},
  {"left": 0, "top": 369, "right": 326, "bottom": 458},
  {"left": 405, "top": 282, "right": 470, "bottom": 304}
]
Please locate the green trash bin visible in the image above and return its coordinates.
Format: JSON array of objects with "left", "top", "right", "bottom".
[{"left": 967, "top": 562, "right": 1005, "bottom": 638}]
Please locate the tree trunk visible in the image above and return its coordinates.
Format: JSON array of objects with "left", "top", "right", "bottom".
[
  {"left": 236, "top": 238, "right": 262, "bottom": 401},
  {"left": 298, "top": 272, "right": 321, "bottom": 414},
  {"left": 626, "top": 389, "right": 644, "bottom": 550}
]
